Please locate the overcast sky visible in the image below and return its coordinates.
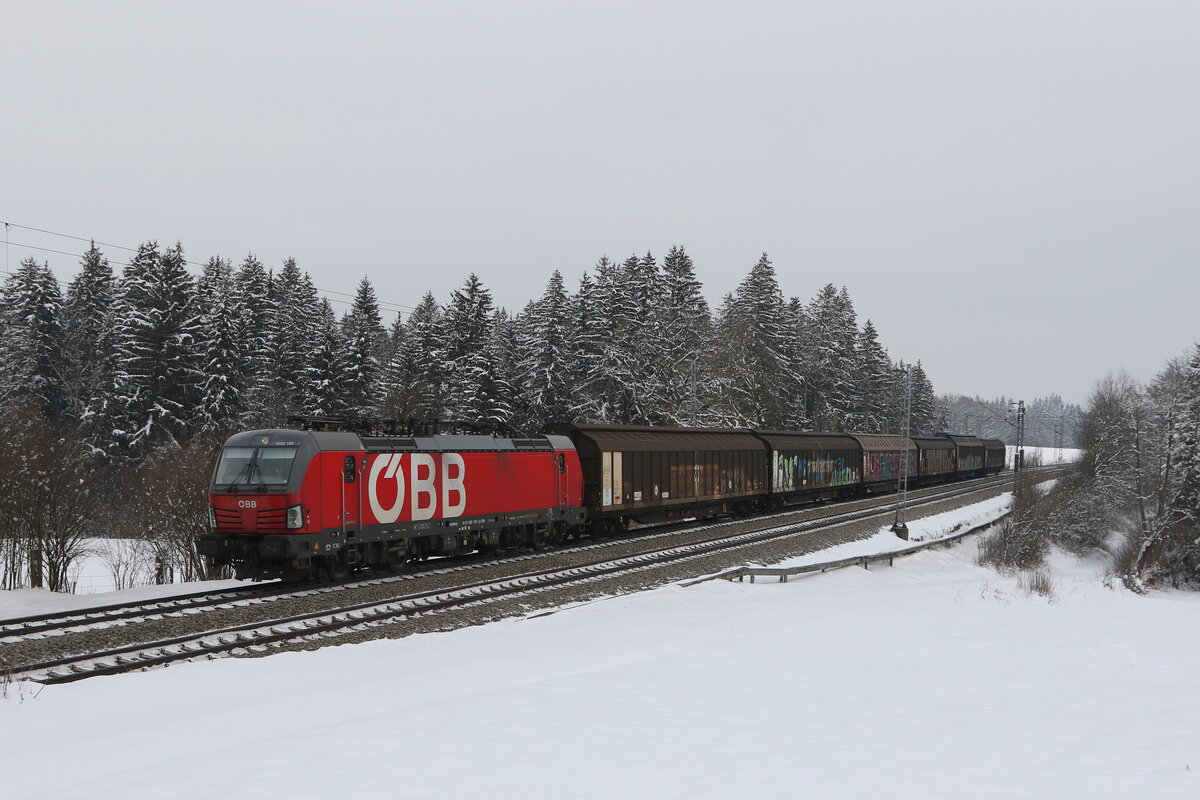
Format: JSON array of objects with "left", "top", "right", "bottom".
[{"left": 3, "top": 1, "right": 1197, "bottom": 406}]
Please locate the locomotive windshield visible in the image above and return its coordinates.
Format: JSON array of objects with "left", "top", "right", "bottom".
[{"left": 214, "top": 446, "right": 299, "bottom": 490}]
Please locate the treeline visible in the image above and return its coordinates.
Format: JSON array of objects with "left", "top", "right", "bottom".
[
  {"left": 938, "top": 394, "right": 1082, "bottom": 447},
  {"left": 986, "top": 345, "right": 1200, "bottom": 589},
  {"left": 0, "top": 241, "right": 939, "bottom": 591}
]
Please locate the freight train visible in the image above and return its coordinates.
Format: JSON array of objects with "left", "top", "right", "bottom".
[{"left": 197, "top": 419, "right": 1005, "bottom": 581}]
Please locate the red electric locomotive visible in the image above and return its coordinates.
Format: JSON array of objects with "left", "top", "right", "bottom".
[{"left": 198, "top": 421, "right": 585, "bottom": 581}]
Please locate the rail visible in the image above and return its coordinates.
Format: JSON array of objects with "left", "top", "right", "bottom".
[{"left": 684, "top": 512, "right": 1010, "bottom": 585}]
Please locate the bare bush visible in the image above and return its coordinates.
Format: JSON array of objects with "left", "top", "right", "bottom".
[
  {"left": 979, "top": 518, "right": 1049, "bottom": 571},
  {"left": 0, "top": 418, "right": 98, "bottom": 591},
  {"left": 1019, "top": 569, "right": 1056, "bottom": 598},
  {"left": 1109, "top": 532, "right": 1143, "bottom": 589},
  {"left": 96, "top": 537, "right": 155, "bottom": 590},
  {"left": 979, "top": 458, "right": 1054, "bottom": 571},
  {"left": 123, "top": 432, "right": 226, "bottom": 583}
]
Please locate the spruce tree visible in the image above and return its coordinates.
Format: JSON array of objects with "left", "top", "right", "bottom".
[
  {"left": 658, "top": 246, "right": 712, "bottom": 425},
  {"left": 108, "top": 242, "right": 203, "bottom": 458},
  {"left": 62, "top": 242, "right": 114, "bottom": 422},
  {"left": 394, "top": 291, "right": 446, "bottom": 423},
  {"left": 851, "top": 319, "right": 892, "bottom": 433},
  {"left": 0, "top": 257, "right": 67, "bottom": 422},
  {"left": 566, "top": 271, "right": 602, "bottom": 422},
  {"left": 340, "top": 276, "right": 386, "bottom": 415},
  {"left": 261, "top": 258, "right": 320, "bottom": 423},
  {"left": 518, "top": 270, "right": 573, "bottom": 430},
  {"left": 194, "top": 257, "right": 245, "bottom": 430},
  {"left": 234, "top": 253, "right": 275, "bottom": 425},
  {"left": 712, "top": 254, "right": 790, "bottom": 427},
  {"left": 304, "top": 298, "right": 345, "bottom": 416},
  {"left": 804, "top": 284, "right": 860, "bottom": 430},
  {"left": 380, "top": 313, "right": 407, "bottom": 419},
  {"left": 442, "top": 274, "right": 509, "bottom": 424},
  {"left": 909, "top": 360, "right": 937, "bottom": 435}
]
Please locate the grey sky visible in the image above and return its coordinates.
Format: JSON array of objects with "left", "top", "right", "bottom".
[{"left": 4, "top": 1, "right": 1198, "bottom": 406}]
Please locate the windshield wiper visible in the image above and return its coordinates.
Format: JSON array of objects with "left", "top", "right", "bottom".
[
  {"left": 225, "top": 453, "right": 260, "bottom": 493},
  {"left": 251, "top": 461, "right": 268, "bottom": 493}
]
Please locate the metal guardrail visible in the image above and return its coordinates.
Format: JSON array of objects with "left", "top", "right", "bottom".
[{"left": 683, "top": 512, "right": 1011, "bottom": 585}]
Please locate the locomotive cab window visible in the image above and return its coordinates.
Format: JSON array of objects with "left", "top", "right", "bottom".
[{"left": 214, "top": 446, "right": 299, "bottom": 489}]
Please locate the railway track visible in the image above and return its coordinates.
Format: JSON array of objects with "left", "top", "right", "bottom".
[
  {"left": 3, "top": 467, "right": 1064, "bottom": 685},
  {"left": 1, "top": 466, "right": 1054, "bottom": 646}
]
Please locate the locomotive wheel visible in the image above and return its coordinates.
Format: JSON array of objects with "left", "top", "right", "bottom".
[
  {"left": 324, "top": 557, "right": 349, "bottom": 582},
  {"left": 385, "top": 549, "right": 406, "bottom": 573}
]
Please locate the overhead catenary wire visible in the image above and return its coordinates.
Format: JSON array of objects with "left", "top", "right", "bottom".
[{"left": 0, "top": 220, "right": 417, "bottom": 315}]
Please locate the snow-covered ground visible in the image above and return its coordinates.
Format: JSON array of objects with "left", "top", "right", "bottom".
[
  {"left": 0, "top": 536, "right": 247, "bottom": 620},
  {"left": 1008, "top": 444, "right": 1080, "bottom": 466},
  {"left": 4, "top": 491, "right": 1197, "bottom": 799},
  {"left": 0, "top": 577, "right": 248, "bottom": 620}
]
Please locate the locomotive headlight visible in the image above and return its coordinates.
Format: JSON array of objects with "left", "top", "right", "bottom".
[
  {"left": 208, "top": 507, "right": 217, "bottom": 529},
  {"left": 286, "top": 505, "right": 304, "bottom": 530}
]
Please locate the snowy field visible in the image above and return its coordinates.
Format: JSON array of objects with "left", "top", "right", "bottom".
[
  {"left": 1008, "top": 444, "right": 1080, "bottom": 466},
  {"left": 4, "top": 492, "right": 1198, "bottom": 799}
]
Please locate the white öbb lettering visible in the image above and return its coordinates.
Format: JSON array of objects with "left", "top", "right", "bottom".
[
  {"left": 237, "top": 499, "right": 257, "bottom": 509},
  {"left": 368, "top": 453, "right": 467, "bottom": 524}
]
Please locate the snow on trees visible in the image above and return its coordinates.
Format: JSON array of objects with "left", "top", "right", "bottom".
[
  {"left": 657, "top": 246, "right": 713, "bottom": 425},
  {"left": 108, "top": 242, "right": 203, "bottom": 459},
  {"left": 195, "top": 257, "right": 245, "bottom": 430},
  {"left": 0, "top": 257, "right": 67, "bottom": 422},
  {"left": 62, "top": 242, "right": 114, "bottom": 423},
  {"left": 386, "top": 291, "right": 447, "bottom": 423},
  {"left": 263, "top": 259, "right": 323, "bottom": 423},
  {"left": 340, "top": 277, "right": 387, "bottom": 416},
  {"left": 517, "top": 270, "right": 575, "bottom": 431},
  {"left": 711, "top": 254, "right": 791, "bottom": 427},
  {"left": 441, "top": 274, "right": 510, "bottom": 424}
]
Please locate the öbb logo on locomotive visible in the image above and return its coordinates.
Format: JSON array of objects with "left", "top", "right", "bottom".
[{"left": 368, "top": 452, "right": 467, "bottom": 523}]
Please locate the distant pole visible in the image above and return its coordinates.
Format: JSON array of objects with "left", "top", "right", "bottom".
[
  {"left": 1017, "top": 400, "right": 1026, "bottom": 472},
  {"left": 1055, "top": 412, "right": 1064, "bottom": 464},
  {"left": 892, "top": 365, "right": 912, "bottom": 539}
]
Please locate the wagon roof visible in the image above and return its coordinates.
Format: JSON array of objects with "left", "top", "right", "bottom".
[
  {"left": 752, "top": 431, "right": 862, "bottom": 452},
  {"left": 846, "top": 433, "right": 917, "bottom": 452},
  {"left": 939, "top": 434, "right": 984, "bottom": 448},
  {"left": 546, "top": 423, "right": 764, "bottom": 452},
  {"left": 911, "top": 436, "right": 956, "bottom": 450}
]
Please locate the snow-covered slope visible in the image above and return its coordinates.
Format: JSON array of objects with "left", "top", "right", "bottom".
[{"left": 3, "top": 499, "right": 1197, "bottom": 799}]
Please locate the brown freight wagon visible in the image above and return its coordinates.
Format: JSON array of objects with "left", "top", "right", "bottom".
[
  {"left": 754, "top": 431, "right": 862, "bottom": 503},
  {"left": 940, "top": 434, "right": 986, "bottom": 477},
  {"left": 545, "top": 424, "right": 769, "bottom": 528},
  {"left": 981, "top": 438, "right": 1006, "bottom": 475},
  {"left": 912, "top": 436, "right": 956, "bottom": 485},
  {"left": 848, "top": 434, "right": 918, "bottom": 490}
]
